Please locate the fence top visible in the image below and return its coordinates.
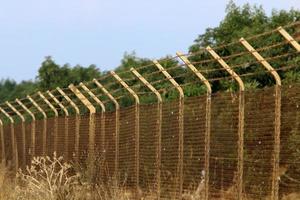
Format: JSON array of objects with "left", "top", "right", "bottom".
[
  {"left": 153, "top": 59, "right": 184, "bottom": 99},
  {"left": 79, "top": 82, "right": 106, "bottom": 112},
  {"left": 27, "top": 95, "right": 47, "bottom": 119},
  {"left": 46, "top": 90, "right": 69, "bottom": 117},
  {"left": 38, "top": 91, "right": 59, "bottom": 117},
  {"left": 240, "top": 38, "right": 282, "bottom": 86},
  {"left": 110, "top": 71, "right": 140, "bottom": 105},
  {"left": 57, "top": 87, "right": 80, "bottom": 115},
  {"left": 6, "top": 101, "right": 25, "bottom": 122},
  {"left": 69, "top": 84, "right": 96, "bottom": 114},
  {"left": 0, "top": 106, "right": 14, "bottom": 124}
]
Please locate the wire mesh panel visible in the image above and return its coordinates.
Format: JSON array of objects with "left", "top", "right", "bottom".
[
  {"left": 244, "top": 87, "right": 275, "bottom": 199},
  {"left": 160, "top": 100, "right": 180, "bottom": 199},
  {"left": 35, "top": 120, "right": 44, "bottom": 157},
  {"left": 14, "top": 123, "right": 24, "bottom": 168},
  {"left": 94, "top": 112, "right": 106, "bottom": 181},
  {"left": 104, "top": 111, "right": 116, "bottom": 179},
  {"left": 95, "top": 113, "right": 102, "bottom": 154},
  {"left": 67, "top": 116, "right": 76, "bottom": 162},
  {"left": 183, "top": 96, "right": 207, "bottom": 196},
  {"left": 209, "top": 91, "right": 239, "bottom": 199},
  {"left": 119, "top": 105, "right": 137, "bottom": 188},
  {"left": 79, "top": 114, "right": 89, "bottom": 165},
  {"left": 3, "top": 125, "right": 12, "bottom": 166},
  {"left": 25, "top": 122, "right": 32, "bottom": 165},
  {"left": 57, "top": 116, "right": 66, "bottom": 158},
  {"left": 46, "top": 118, "right": 55, "bottom": 157},
  {"left": 280, "top": 84, "right": 300, "bottom": 197},
  {"left": 139, "top": 103, "right": 159, "bottom": 196}
]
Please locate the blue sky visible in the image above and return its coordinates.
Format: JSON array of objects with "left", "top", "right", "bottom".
[{"left": 0, "top": 0, "right": 299, "bottom": 82}]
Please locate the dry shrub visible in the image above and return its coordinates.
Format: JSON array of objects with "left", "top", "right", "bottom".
[
  {"left": 1, "top": 153, "right": 137, "bottom": 200},
  {"left": 16, "top": 153, "right": 79, "bottom": 200}
]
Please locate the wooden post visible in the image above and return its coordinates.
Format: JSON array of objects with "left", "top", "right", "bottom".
[
  {"left": 0, "top": 106, "right": 18, "bottom": 171},
  {"left": 131, "top": 67, "right": 162, "bottom": 200},
  {"left": 110, "top": 71, "right": 140, "bottom": 197},
  {"left": 16, "top": 98, "right": 36, "bottom": 159},
  {"left": 206, "top": 46, "right": 245, "bottom": 200},
  {"left": 240, "top": 38, "right": 281, "bottom": 200},
  {"left": 27, "top": 95, "right": 47, "bottom": 156},
  {"left": 57, "top": 87, "right": 80, "bottom": 162},
  {"left": 69, "top": 84, "right": 96, "bottom": 171},
  {"left": 93, "top": 79, "right": 120, "bottom": 178},
  {"left": 277, "top": 26, "right": 300, "bottom": 52},
  {"left": 177, "top": 52, "right": 212, "bottom": 200},
  {"left": 6, "top": 101, "right": 26, "bottom": 168},
  {"left": 38, "top": 91, "right": 59, "bottom": 155},
  {"left": 153, "top": 60, "right": 184, "bottom": 199},
  {"left": 47, "top": 90, "right": 69, "bottom": 157},
  {"left": 80, "top": 82, "right": 106, "bottom": 155}
]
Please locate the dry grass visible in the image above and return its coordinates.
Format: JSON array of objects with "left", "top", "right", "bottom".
[
  {"left": 0, "top": 155, "right": 299, "bottom": 200},
  {"left": 0, "top": 154, "right": 136, "bottom": 200}
]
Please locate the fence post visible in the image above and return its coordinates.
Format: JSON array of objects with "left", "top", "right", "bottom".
[
  {"left": 38, "top": 91, "right": 59, "bottom": 155},
  {"left": 69, "top": 84, "right": 96, "bottom": 171},
  {"left": 47, "top": 90, "right": 69, "bottom": 157},
  {"left": 80, "top": 82, "right": 106, "bottom": 155},
  {"left": 176, "top": 52, "right": 212, "bottom": 200},
  {"left": 131, "top": 67, "right": 163, "bottom": 200},
  {"left": 57, "top": 87, "right": 80, "bottom": 162},
  {"left": 240, "top": 38, "right": 281, "bottom": 200},
  {"left": 277, "top": 26, "right": 300, "bottom": 51},
  {"left": 110, "top": 71, "right": 141, "bottom": 197},
  {"left": 0, "top": 106, "right": 18, "bottom": 171},
  {"left": 0, "top": 118, "right": 4, "bottom": 165},
  {"left": 27, "top": 95, "right": 47, "bottom": 156},
  {"left": 6, "top": 101, "right": 26, "bottom": 168},
  {"left": 93, "top": 79, "right": 120, "bottom": 179},
  {"left": 153, "top": 60, "right": 184, "bottom": 199},
  {"left": 206, "top": 46, "right": 245, "bottom": 200},
  {"left": 16, "top": 99, "right": 36, "bottom": 159}
]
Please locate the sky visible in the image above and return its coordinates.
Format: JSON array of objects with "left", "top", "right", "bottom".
[{"left": 0, "top": 0, "right": 299, "bottom": 82}]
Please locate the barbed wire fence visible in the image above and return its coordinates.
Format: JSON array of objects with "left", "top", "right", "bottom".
[{"left": 0, "top": 22, "right": 300, "bottom": 199}]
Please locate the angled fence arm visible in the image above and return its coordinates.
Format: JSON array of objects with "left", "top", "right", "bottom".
[
  {"left": 47, "top": 91, "right": 69, "bottom": 116},
  {"left": 110, "top": 71, "right": 140, "bottom": 194},
  {"left": 27, "top": 95, "right": 47, "bottom": 156},
  {"left": 240, "top": 38, "right": 281, "bottom": 86},
  {"left": 69, "top": 84, "right": 96, "bottom": 167},
  {"left": 0, "top": 106, "right": 18, "bottom": 171},
  {"left": 47, "top": 90, "right": 69, "bottom": 156},
  {"left": 277, "top": 26, "right": 300, "bottom": 51},
  {"left": 0, "top": 118, "right": 4, "bottom": 165},
  {"left": 16, "top": 98, "right": 36, "bottom": 158},
  {"left": 93, "top": 79, "right": 120, "bottom": 178},
  {"left": 130, "top": 67, "right": 162, "bottom": 200},
  {"left": 153, "top": 60, "right": 184, "bottom": 198},
  {"left": 240, "top": 38, "right": 281, "bottom": 200},
  {"left": 38, "top": 91, "right": 59, "bottom": 155},
  {"left": 6, "top": 101, "right": 26, "bottom": 167},
  {"left": 176, "top": 52, "right": 212, "bottom": 94},
  {"left": 57, "top": 87, "right": 80, "bottom": 161},
  {"left": 80, "top": 82, "right": 106, "bottom": 154},
  {"left": 38, "top": 92, "right": 58, "bottom": 117},
  {"left": 206, "top": 47, "right": 245, "bottom": 200},
  {"left": 176, "top": 52, "right": 212, "bottom": 200}
]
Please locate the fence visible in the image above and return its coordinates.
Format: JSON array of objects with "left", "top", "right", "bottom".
[{"left": 0, "top": 22, "right": 300, "bottom": 200}]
